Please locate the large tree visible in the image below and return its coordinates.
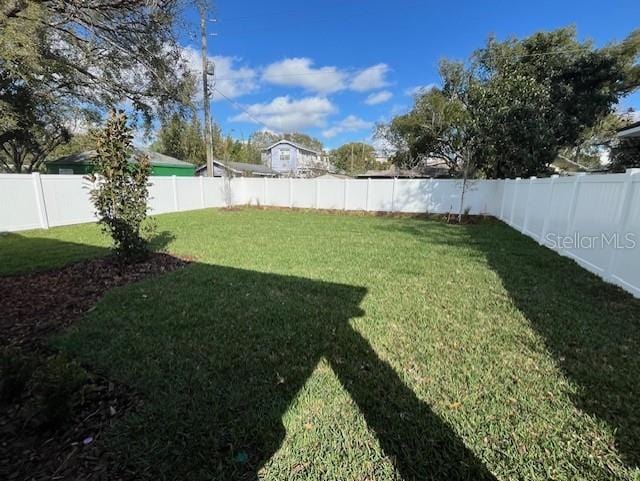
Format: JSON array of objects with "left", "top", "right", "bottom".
[
  {"left": 379, "top": 61, "right": 474, "bottom": 175},
  {"left": 330, "top": 142, "right": 376, "bottom": 174},
  {"left": 0, "top": 0, "right": 195, "bottom": 172},
  {"left": 380, "top": 27, "right": 640, "bottom": 179},
  {"left": 471, "top": 27, "right": 640, "bottom": 178}
]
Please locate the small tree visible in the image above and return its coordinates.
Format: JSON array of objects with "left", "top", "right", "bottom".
[{"left": 88, "top": 111, "right": 152, "bottom": 261}]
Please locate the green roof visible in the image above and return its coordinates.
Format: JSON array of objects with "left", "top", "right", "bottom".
[{"left": 48, "top": 149, "right": 194, "bottom": 169}]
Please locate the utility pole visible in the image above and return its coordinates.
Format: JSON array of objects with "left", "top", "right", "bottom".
[
  {"left": 350, "top": 143, "right": 354, "bottom": 173},
  {"left": 199, "top": 2, "right": 214, "bottom": 177}
]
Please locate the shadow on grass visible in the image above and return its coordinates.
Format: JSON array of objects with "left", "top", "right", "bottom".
[
  {"left": 380, "top": 217, "right": 640, "bottom": 470},
  {"left": 0, "top": 230, "right": 175, "bottom": 276},
  {"left": 53, "top": 250, "right": 496, "bottom": 480}
]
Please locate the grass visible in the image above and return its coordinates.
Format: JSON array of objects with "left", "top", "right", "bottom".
[{"left": 3, "top": 208, "right": 640, "bottom": 480}]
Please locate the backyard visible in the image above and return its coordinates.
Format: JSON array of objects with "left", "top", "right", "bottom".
[{"left": 2, "top": 208, "right": 640, "bottom": 480}]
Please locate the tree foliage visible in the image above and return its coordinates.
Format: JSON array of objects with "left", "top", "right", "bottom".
[
  {"left": 471, "top": 27, "right": 640, "bottom": 178},
  {"left": 88, "top": 111, "right": 152, "bottom": 261},
  {"left": 249, "top": 131, "right": 324, "bottom": 152},
  {"left": 330, "top": 142, "right": 376, "bottom": 174},
  {"left": 379, "top": 61, "right": 474, "bottom": 175},
  {"left": 151, "top": 115, "right": 264, "bottom": 165},
  {"left": 1, "top": 0, "right": 194, "bottom": 122},
  {"left": 610, "top": 137, "right": 640, "bottom": 171},
  {"left": 380, "top": 27, "right": 640, "bottom": 179},
  {"left": 0, "top": 0, "right": 194, "bottom": 172},
  {"left": 0, "top": 71, "right": 70, "bottom": 172}
]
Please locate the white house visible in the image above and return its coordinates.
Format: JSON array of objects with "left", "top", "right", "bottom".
[{"left": 261, "top": 140, "right": 333, "bottom": 177}]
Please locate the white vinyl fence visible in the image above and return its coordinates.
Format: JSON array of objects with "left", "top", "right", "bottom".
[
  {"left": 0, "top": 174, "right": 229, "bottom": 232},
  {"left": 1, "top": 170, "right": 639, "bottom": 297},
  {"left": 496, "top": 170, "right": 640, "bottom": 298}
]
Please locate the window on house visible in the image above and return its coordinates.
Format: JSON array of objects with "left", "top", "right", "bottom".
[{"left": 280, "top": 149, "right": 291, "bottom": 161}]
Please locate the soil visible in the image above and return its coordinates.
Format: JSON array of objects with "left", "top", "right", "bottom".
[{"left": 0, "top": 253, "right": 189, "bottom": 481}]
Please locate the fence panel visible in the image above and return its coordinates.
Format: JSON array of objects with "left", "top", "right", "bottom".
[
  {"left": 203, "top": 177, "right": 227, "bottom": 207},
  {"left": 366, "top": 179, "right": 394, "bottom": 212},
  {"left": 317, "top": 179, "right": 346, "bottom": 210},
  {"left": 148, "top": 178, "right": 175, "bottom": 214},
  {"left": 345, "top": 179, "right": 368, "bottom": 211},
  {"left": 608, "top": 176, "right": 640, "bottom": 296},
  {"left": 175, "top": 177, "right": 201, "bottom": 212},
  {"left": 524, "top": 178, "right": 552, "bottom": 240},
  {"left": 291, "top": 179, "right": 316, "bottom": 208},
  {"left": 41, "top": 175, "right": 96, "bottom": 228},
  {"left": 565, "top": 174, "right": 627, "bottom": 275},
  {"left": 265, "top": 178, "right": 290, "bottom": 207},
  {"left": 0, "top": 174, "right": 42, "bottom": 232}
]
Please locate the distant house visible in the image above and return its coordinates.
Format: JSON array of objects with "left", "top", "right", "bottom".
[
  {"left": 46, "top": 149, "right": 196, "bottom": 176},
  {"left": 261, "top": 140, "right": 332, "bottom": 177},
  {"left": 195, "top": 160, "right": 278, "bottom": 177}
]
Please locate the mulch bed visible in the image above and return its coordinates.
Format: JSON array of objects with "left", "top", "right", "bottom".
[{"left": 0, "top": 253, "right": 189, "bottom": 481}]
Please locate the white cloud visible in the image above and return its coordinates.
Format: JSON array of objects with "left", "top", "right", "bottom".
[
  {"left": 262, "top": 58, "right": 347, "bottom": 94},
  {"left": 322, "top": 115, "right": 373, "bottom": 138},
  {"left": 230, "top": 96, "right": 337, "bottom": 131},
  {"left": 350, "top": 63, "right": 390, "bottom": 92},
  {"left": 364, "top": 90, "right": 393, "bottom": 105},
  {"left": 180, "top": 46, "right": 258, "bottom": 101},
  {"left": 261, "top": 58, "right": 391, "bottom": 94},
  {"left": 405, "top": 83, "right": 438, "bottom": 96}
]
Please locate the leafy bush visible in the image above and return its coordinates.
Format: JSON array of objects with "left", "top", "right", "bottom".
[
  {"left": 88, "top": 110, "right": 153, "bottom": 261},
  {"left": 0, "top": 347, "right": 35, "bottom": 401},
  {"left": 33, "top": 355, "right": 87, "bottom": 426}
]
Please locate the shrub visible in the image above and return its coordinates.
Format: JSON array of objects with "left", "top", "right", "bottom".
[
  {"left": 0, "top": 347, "right": 35, "bottom": 401},
  {"left": 88, "top": 110, "right": 153, "bottom": 261},
  {"left": 33, "top": 355, "right": 87, "bottom": 426}
]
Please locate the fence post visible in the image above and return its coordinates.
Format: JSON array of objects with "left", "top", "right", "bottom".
[
  {"left": 539, "top": 175, "right": 559, "bottom": 245},
  {"left": 603, "top": 169, "right": 639, "bottom": 281},
  {"left": 199, "top": 175, "right": 205, "bottom": 208},
  {"left": 499, "top": 179, "right": 506, "bottom": 220},
  {"left": 365, "top": 177, "right": 371, "bottom": 212},
  {"left": 427, "top": 177, "right": 434, "bottom": 214},
  {"left": 521, "top": 176, "right": 535, "bottom": 234},
  {"left": 564, "top": 173, "right": 586, "bottom": 238},
  {"left": 343, "top": 178, "right": 348, "bottom": 211},
  {"left": 32, "top": 172, "right": 49, "bottom": 229},
  {"left": 171, "top": 175, "right": 179, "bottom": 211},
  {"left": 289, "top": 177, "right": 293, "bottom": 208},
  {"left": 263, "top": 176, "right": 268, "bottom": 206},
  {"left": 315, "top": 177, "right": 320, "bottom": 209},
  {"left": 509, "top": 177, "right": 521, "bottom": 227},
  {"left": 391, "top": 177, "right": 397, "bottom": 213}
]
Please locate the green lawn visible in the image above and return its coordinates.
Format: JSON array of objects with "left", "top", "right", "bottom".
[{"left": 3, "top": 208, "right": 640, "bottom": 480}]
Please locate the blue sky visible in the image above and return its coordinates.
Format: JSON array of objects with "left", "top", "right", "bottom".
[{"left": 172, "top": 0, "right": 640, "bottom": 150}]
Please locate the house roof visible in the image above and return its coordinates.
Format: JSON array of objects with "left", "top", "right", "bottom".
[
  {"left": 262, "top": 139, "right": 322, "bottom": 155},
  {"left": 356, "top": 165, "right": 450, "bottom": 179},
  {"left": 315, "top": 173, "right": 352, "bottom": 179},
  {"left": 196, "top": 160, "right": 278, "bottom": 176},
  {"left": 617, "top": 120, "right": 640, "bottom": 138},
  {"left": 48, "top": 149, "right": 194, "bottom": 168}
]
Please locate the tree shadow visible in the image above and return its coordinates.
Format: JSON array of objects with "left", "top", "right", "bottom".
[
  {"left": 55, "top": 257, "right": 496, "bottom": 480},
  {"left": 378, "top": 217, "right": 640, "bottom": 470},
  {"left": 0, "top": 230, "right": 175, "bottom": 276}
]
